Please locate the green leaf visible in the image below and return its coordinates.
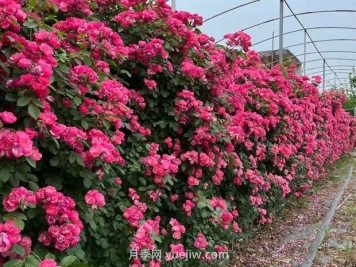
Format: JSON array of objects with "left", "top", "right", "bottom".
[
  {"left": 52, "top": 137, "right": 60, "bottom": 149},
  {"left": 161, "top": 90, "right": 169, "bottom": 97},
  {"left": 73, "top": 96, "right": 82, "bottom": 106},
  {"left": 12, "top": 243, "right": 25, "bottom": 256},
  {"left": 15, "top": 171, "right": 28, "bottom": 182},
  {"left": 17, "top": 96, "right": 30, "bottom": 107},
  {"left": 70, "top": 264, "right": 89, "bottom": 267},
  {"left": 28, "top": 181, "right": 39, "bottom": 191},
  {"left": 45, "top": 253, "right": 56, "bottom": 260},
  {"left": 81, "top": 120, "right": 88, "bottom": 130},
  {"left": 28, "top": 104, "right": 40, "bottom": 119},
  {"left": 0, "top": 167, "right": 11, "bottom": 182},
  {"left": 24, "top": 255, "right": 41, "bottom": 267},
  {"left": 3, "top": 259, "right": 24, "bottom": 267},
  {"left": 48, "top": 143, "right": 58, "bottom": 155},
  {"left": 0, "top": 61, "right": 10, "bottom": 74},
  {"left": 83, "top": 177, "right": 92, "bottom": 188},
  {"left": 73, "top": 246, "right": 85, "bottom": 260},
  {"left": 5, "top": 93, "right": 18, "bottom": 102},
  {"left": 27, "top": 174, "right": 38, "bottom": 182},
  {"left": 60, "top": 256, "right": 77, "bottom": 267},
  {"left": 27, "top": 209, "right": 38, "bottom": 219},
  {"left": 13, "top": 218, "right": 25, "bottom": 230},
  {"left": 139, "top": 177, "right": 146, "bottom": 186},
  {"left": 68, "top": 153, "right": 76, "bottom": 164},
  {"left": 25, "top": 157, "right": 36, "bottom": 168},
  {"left": 151, "top": 235, "right": 162, "bottom": 243},
  {"left": 9, "top": 174, "right": 19, "bottom": 187},
  {"left": 103, "top": 120, "right": 110, "bottom": 130},
  {"left": 13, "top": 213, "right": 27, "bottom": 220},
  {"left": 49, "top": 1, "right": 59, "bottom": 12},
  {"left": 50, "top": 157, "right": 60, "bottom": 166},
  {"left": 23, "top": 21, "right": 37, "bottom": 28},
  {"left": 89, "top": 220, "right": 97, "bottom": 230},
  {"left": 31, "top": 98, "right": 44, "bottom": 108},
  {"left": 75, "top": 155, "right": 85, "bottom": 167},
  {"left": 3, "top": 214, "right": 14, "bottom": 221},
  {"left": 118, "top": 204, "right": 126, "bottom": 212}
]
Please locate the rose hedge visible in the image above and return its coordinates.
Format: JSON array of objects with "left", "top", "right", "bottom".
[{"left": 0, "top": 0, "right": 355, "bottom": 266}]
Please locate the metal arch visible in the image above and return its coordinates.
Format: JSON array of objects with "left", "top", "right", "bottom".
[
  {"left": 269, "top": 51, "right": 356, "bottom": 65},
  {"left": 307, "top": 69, "right": 354, "bottom": 76},
  {"left": 252, "top": 27, "right": 356, "bottom": 46},
  {"left": 306, "top": 65, "right": 355, "bottom": 72},
  {"left": 215, "top": 10, "right": 356, "bottom": 43},
  {"left": 284, "top": 39, "right": 356, "bottom": 49},
  {"left": 304, "top": 58, "right": 356, "bottom": 64},
  {"left": 307, "top": 69, "right": 353, "bottom": 74},
  {"left": 283, "top": 0, "right": 342, "bottom": 86},
  {"left": 243, "top": 10, "right": 356, "bottom": 33},
  {"left": 325, "top": 79, "right": 350, "bottom": 82},
  {"left": 203, "top": 0, "right": 263, "bottom": 23},
  {"left": 324, "top": 78, "right": 350, "bottom": 82},
  {"left": 320, "top": 71, "right": 353, "bottom": 75}
]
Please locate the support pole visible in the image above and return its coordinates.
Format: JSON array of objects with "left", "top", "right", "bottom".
[
  {"left": 334, "top": 74, "right": 336, "bottom": 87},
  {"left": 323, "top": 59, "right": 326, "bottom": 92},
  {"left": 279, "top": 0, "right": 284, "bottom": 65},
  {"left": 171, "top": 0, "right": 176, "bottom": 10},
  {"left": 271, "top": 31, "right": 274, "bottom": 70},
  {"left": 303, "top": 30, "right": 307, "bottom": 75}
]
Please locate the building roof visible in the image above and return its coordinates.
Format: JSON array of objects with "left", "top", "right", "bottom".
[{"left": 258, "top": 49, "right": 302, "bottom": 64}]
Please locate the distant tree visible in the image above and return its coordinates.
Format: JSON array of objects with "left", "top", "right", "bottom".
[{"left": 348, "top": 67, "right": 356, "bottom": 98}]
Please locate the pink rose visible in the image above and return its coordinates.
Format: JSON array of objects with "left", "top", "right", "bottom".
[
  {"left": 39, "top": 259, "right": 57, "bottom": 267},
  {"left": 38, "top": 231, "right": 52, "bottom": 246},
  {"left": 4, "top": 220, "right": 21, "bottom": 234},
  {"left": 0, "top": 233, "right": 11, "bottom": 253},
  {"left": 0, "top": 111, "right": 17, "bottom": 124},
  {"left": 84, "top": 190, "right": 105, "bottom": 209},
  {"left": 114, "top": 177, "right": 122, "bottom": 185}
]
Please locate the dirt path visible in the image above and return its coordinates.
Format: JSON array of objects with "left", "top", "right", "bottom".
[
  {"left": 228, "top": 154, "right": 355, "bottom": 267},
  {"left": 312, "top": 164, "right": 356, "bottom": 267}
]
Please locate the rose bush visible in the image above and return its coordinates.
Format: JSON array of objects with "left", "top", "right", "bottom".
[{"left": 0, "top": 0, "right": 355, "bottom": 266}]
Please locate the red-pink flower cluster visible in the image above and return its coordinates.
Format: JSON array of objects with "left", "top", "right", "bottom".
[
  {"left": 84, "top": 190, "right": 105, "bottom": 209},
  {"left": 181, "top": 60, "right": 207, "bottom": 82},
  {"left": 174, "top": 90, "right": 214, "bottom": 123},
  {"left": 113, "top": 9, "right": 159, "bottom": 28},
  {"left": 128, "top": 38, "right": 168, "bottom": 65},
  {"left": 0, "top": 129, "right": 41, "bottom": 161},
  {"left": 7, "top": 31, "right": 57, "bottom": 99},
  {"left": 0, "top": 0, "right": 26, "bottom": 33},
  {"left": 0, "top": 221, "right": 21, "bottom": 254},
  {"left": 54, "top": 18, "right": 128, "bottom": 60},
  {"left": 3, "top": 187, "right": 36, "bottom": 212},
  {"left": 165, "top": 244, "right": 186, "bottom": 261},
  {"left": 124, "top": 206, "right": 144, "bottom": 227},
  {"left": 35, "top": 186, "right": 83, "bottom": 251},
  {"left": 169, "top": 218, "right": 185, "bottom": 240},
  {"left": 142, "top": 143, "right": 180, "bottom": 186},
  {"left": 194, "top": 233, "right": 208, "bottom": 250},
  {"left": 131, "top": 216, "right": 160, "bottom": 253}
]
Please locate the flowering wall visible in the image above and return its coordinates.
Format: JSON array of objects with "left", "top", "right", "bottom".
[{"left": 0, "top": 0, "right": 355, "bottom": 266}]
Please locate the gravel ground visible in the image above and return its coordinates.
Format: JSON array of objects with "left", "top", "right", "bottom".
[{"left": 227, "top": 155, "right": 355, "bottom": 267}]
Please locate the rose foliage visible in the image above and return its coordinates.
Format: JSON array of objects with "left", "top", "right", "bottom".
[{"left": 0, "top": 0, "right": 355, "bottom": 266}]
